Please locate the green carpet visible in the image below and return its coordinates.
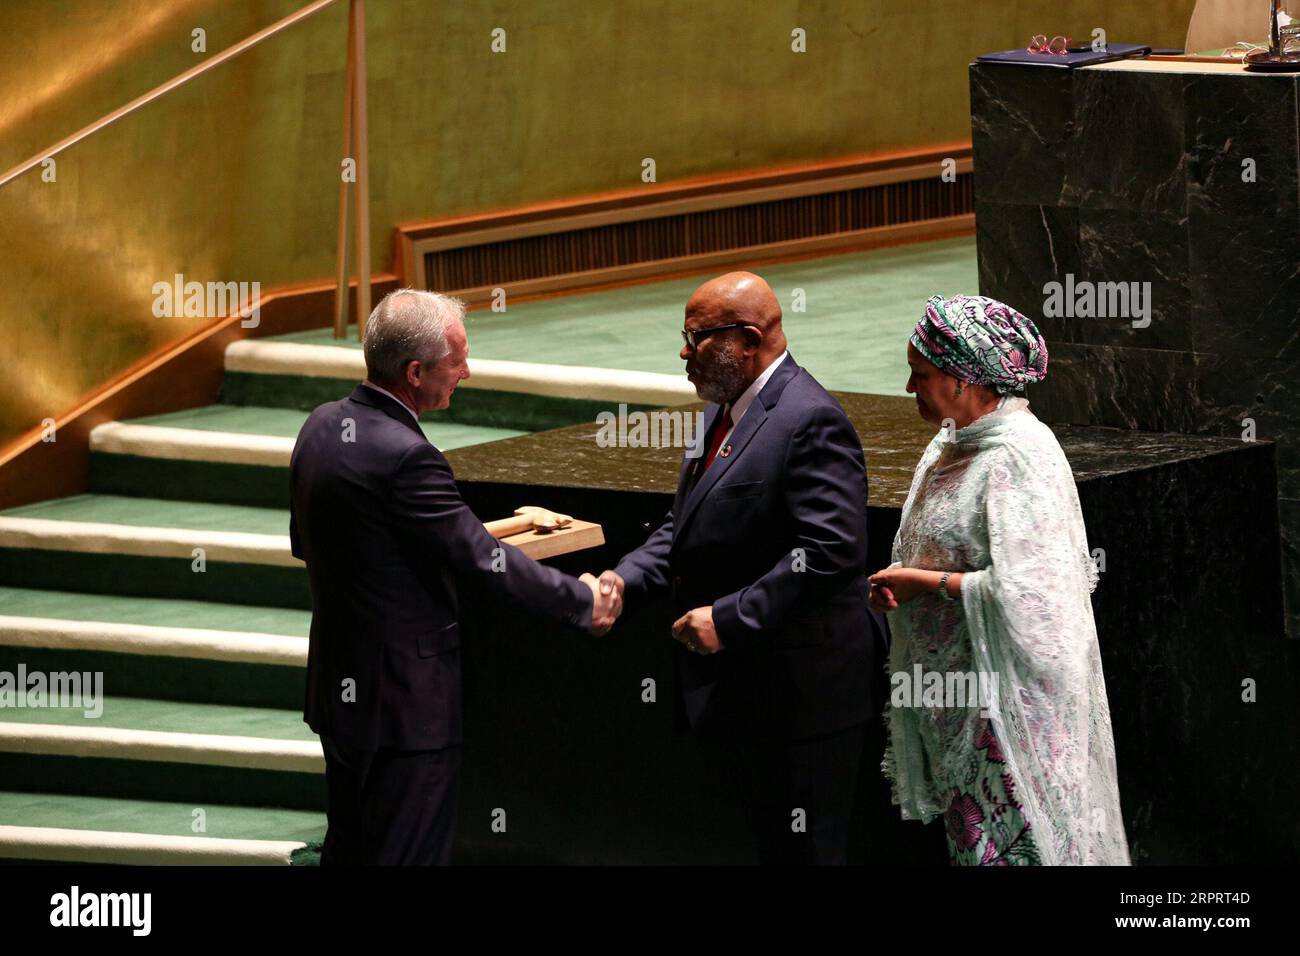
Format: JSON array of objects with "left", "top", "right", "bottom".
[
  {"left": 0, "top": 694, "right": 317, "bottom": 741},
  {"left": 220, "top": 373, "right": 656, "bottom": 433},
  {"left": 0, "top": 647, "right": 303, "bottom": 711},
  {"left": 0, "top": 749, "right": 324, "bottom": 814},
  {"left": 0, "top": 791, "right": 323, "bottom": 843},
  {"left": 0, "top": 586, "right": 310, "bottom": 636},
  {"left": 0, "top": 549, "right": 309, "bottom": 611},
  {"left": 126, "top": 403, "right": 524, "bottom": 450},
  {"left": 273, "top": 237, "right": 979, "bottom": 396},
  {"left": 3, "top": 494, "right": 289, "bottom": 536}
]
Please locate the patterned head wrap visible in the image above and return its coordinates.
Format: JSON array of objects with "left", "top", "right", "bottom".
[{"left": 910, "top": 294, "right": 1048, "bottom": 394}]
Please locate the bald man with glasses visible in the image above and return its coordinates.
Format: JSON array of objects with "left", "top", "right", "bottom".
[{"left": 592, "top": 271, "right": 886, "bottom": 865}]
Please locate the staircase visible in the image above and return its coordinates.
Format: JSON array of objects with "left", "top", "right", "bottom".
[
  {"left": 0, "top": 334, "right": 534, "bottom": 864},
  {"left": 0, "top": 325, "right": 692, "bottom": 865}
]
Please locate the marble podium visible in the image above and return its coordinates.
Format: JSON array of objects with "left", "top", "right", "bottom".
[{"left": 970, "top": 57, "right": 1300, "bottom": 640}]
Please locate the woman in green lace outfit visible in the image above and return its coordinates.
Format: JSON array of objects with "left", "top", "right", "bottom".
[{"left": 869, "top": 295, "right": 1129, "bottom": 867}]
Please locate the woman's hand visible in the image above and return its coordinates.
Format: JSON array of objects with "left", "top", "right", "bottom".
[
  {"left": 868, "top": 566, "right": 932, "bottom": 606},
  {"left": 868, "top": 578, "right": 897, "bottom": 612}
]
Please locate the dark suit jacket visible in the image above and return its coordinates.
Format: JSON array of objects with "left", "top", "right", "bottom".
[
  {"left": 290, "top": 384, "right": 592, "bottom": 753},
  {"left": 614, "top": 355, "right": 884, "bottom": 741}
]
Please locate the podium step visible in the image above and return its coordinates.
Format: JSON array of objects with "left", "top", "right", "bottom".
[
  {"left": 88, "top": 406, "right": 523, "bottom": 507},
  {"left": 0, "top": 495, "right": 306, "bottom": 608},
  {"left": 0, "top": 792, "right": 323, "bottom": 865},
  {"left": 0, "top": 586, "right": 308, "bottom": 708},
  {"left": 0, "top": 694, "right": 323, "bottom": 809}
]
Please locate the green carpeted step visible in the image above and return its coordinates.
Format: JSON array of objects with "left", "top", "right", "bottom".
[
  {"left": 91, "top": 453, "right": 291, "bottom": 510},
  {"left": 123, "top": 403, "right": 524, "bottom": 448},
  {"left": 88, "top": 405, "right": 527, "bottom": 508},
  {"left": 127, "top": 404, "right": 315, "bottom": 439},
  {"left": 0, "top": 494, "right": 306, "bottom": 609},
  {"left": 0, "top": 693, "right": 316, "bottom": 741},
  {"left": 0, "top": 695, "right": 323, "bottom": 810},
  {"left": 2, "top": 492, "right": 288, "bottom": 535},
  {"left": 0, "top": 650, "right": 303, "bottom": 711},
  {"left": 220, "top": 339, "right": 682, "bottom": 435},
  {"left": 0, "top": 586, "right": 309, "bottom": 636},
  {"left": 0, "top": 790, "right": 323, "bottom": 843},
  {"left": 0, "top": 751, "right": 323, "bottom": 812},
  {"left": 0, "top": 587, "right": 309, "bottom": 708},
  {"left": 270, "top": 237, "right": 978, "bottom": 394},
  {"left": 221, "top": 370, "right": 647, "bottom": 433},
  {"left": 0, "top": 645, "right": 303, "bottom": 711},
  {"left": 0, "top": 792, "right": 322, "bottom": 865}
]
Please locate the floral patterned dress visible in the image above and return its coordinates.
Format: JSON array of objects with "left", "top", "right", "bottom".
[{"left": 944, "top": 717, "right": 1041, "bottom": 865}]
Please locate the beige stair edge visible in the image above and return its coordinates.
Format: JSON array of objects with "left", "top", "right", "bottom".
[
  {"left": 0, "top": 722, "right": 324, "bottom": 773},
  {"left": 0, "top": 824, "right": 306, "bottom": 865},
  {"left": 225, "top": 340, "right": 697, "bottom": 406}
]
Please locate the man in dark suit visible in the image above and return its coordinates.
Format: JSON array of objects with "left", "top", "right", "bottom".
[
  {"left": 290, "top": 289, "right": 618, "bottom": 866},
  {"left": 595, "top": 271, "right": 885, "bottom": 865}
]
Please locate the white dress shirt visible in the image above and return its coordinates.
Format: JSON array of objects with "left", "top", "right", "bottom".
[{"left": 361, "top": 381, "right": 421, "bottom": 425}]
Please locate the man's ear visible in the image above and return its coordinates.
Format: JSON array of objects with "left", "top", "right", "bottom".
[
  {"left": 404, "top": 358, "right": 422, "bottom": 388},
  {"left": 741, "top": 325, "right": 763, "bottom": 353}
]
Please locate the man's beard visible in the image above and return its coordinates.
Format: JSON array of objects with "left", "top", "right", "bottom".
[{"left": 692, "top": 344, "right": 747, "bottom": 404}]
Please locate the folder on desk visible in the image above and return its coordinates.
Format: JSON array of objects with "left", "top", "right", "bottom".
[{"left": 976, "top": 43, "right": 1152, "bottom": 69}]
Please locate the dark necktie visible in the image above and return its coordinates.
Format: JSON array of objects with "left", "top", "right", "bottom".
[{"left": 700, "top": 405, "right": 733, "bottom": 475}]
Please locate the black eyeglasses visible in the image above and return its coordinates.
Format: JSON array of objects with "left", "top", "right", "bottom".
[{"left": 681, "top": 323, "right": 752, "bottom": 350}]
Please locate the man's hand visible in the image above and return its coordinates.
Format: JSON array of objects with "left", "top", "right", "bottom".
[
  {"left": 598, "top": 570, "right": 624, "bottom": 609},
  {"left": 671, "top": 606, "right": 723, "bottom": 655},
  {"left": 580, "top": 572, "right": 621, "bottom": 635}
]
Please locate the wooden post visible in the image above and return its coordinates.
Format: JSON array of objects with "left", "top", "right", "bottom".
[
  {"left": 333, "top": 0, "right": 371, "bottom": 341},
  {"left": 352, "top": 0, "right": 371, "bottom": 340},
  {"left": 332, "top": 2, "right": 356, "bottom": 339}
]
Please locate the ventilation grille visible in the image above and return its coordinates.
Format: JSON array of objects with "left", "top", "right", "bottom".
[{"left": 424, "top": 173, "right": 974, "bottom": 290}]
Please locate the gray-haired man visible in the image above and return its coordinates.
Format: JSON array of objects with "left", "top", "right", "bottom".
[{"left": 289, "top": 288, "right": 619, "bottom": 865}]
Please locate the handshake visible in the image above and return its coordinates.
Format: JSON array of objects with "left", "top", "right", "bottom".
[
  {"left": 578, "top": 570, "right": 624, "bottom": 636},
  {"left": 574, "top": 569, "right": 724, "bottom": 654}
]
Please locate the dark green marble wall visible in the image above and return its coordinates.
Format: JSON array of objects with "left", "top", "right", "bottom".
[{"left": 970, "top": 61, "right": 1300, "bottom": 642}]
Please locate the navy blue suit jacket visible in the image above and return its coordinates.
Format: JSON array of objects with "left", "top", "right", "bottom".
[
  {"left": 614, "top": 355, "right": 884, "bottom": 741},
  {"left": 290, "top": 384, "right": 593, "bottom": 752}
]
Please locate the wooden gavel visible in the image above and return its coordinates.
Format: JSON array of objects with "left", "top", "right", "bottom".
[{"left": 483, "top": 505, "right": 574, "bottom": 538}]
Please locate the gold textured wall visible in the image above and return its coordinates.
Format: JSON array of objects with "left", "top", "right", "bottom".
[{"left": 0, "top": 0, "right": 1197, "bottom": 449}]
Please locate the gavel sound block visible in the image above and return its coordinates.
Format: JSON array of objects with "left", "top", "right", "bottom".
[{"left": 483, "top": 505, "right": 605, "bottom": 561}]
